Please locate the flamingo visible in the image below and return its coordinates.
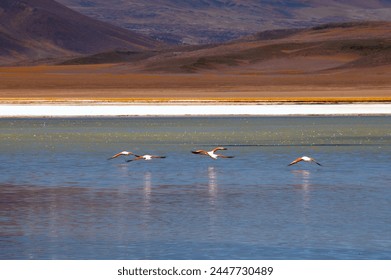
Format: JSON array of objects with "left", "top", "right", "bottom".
[
  {"left": 288, "top": 156, "right": 322, "bottom": 166},
  {"left": 126, "top": 154, "right": 166, "bottom": 162},
  {"left": 191, "top": 146, "right": 234, "bottom": 160},
  {"left": 107, "top": 151, "right": 136, "bottom": 160}
]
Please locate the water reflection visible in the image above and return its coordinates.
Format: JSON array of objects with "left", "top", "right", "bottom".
[
  {"left": 291, "top": 170, "right": 312, "bottom": 191},
  {"left": 291, "top": 170, "right": 312, "bottom": 224},
  {"left": 2, "top": 116, "right": 391, "bottom": 259},
  {"left": 208, "top": 166, "right": 218, "bottom": 202},
  {"left": 206, "top": 166, "right": 218, "bottom": 241},
  {"left": 117, "top": 163, "right": 130, "bottom": 177},
  {"left": 143, "top": 172, "right": 152, "bottom": 212}
]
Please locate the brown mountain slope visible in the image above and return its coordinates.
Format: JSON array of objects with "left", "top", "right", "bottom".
[
  {"left": 0, "top": 21, "right": 389, "bottom": 103},
  {"left": 57, "top": 0, "right": 391, "bottom": 44},
  {"left": 0, "top": 0, "right": 163, "bottom": 65},
  {"left": 62, "top": 21, "right": 391, "bottom": 74}
]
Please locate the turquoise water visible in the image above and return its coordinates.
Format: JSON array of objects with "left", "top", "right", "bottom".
[{"left": 0, "top": 116, "right": 391, "bottom": 259}]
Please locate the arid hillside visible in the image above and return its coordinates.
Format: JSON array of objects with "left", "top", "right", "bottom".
[
  {"left": 0, "top": 22, "right": 389, "bottom": 102},
  {"left": 62, "top": 22, "right": 391, "bottom": 74},
  {"left": 57, "top": 0, "right": 391, "bottom": 44},
  {"left": 0, "top": 0, "right": 163, "bottom": 65}
]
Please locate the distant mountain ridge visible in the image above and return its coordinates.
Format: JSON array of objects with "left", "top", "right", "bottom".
[
  {"left": 57, "top": 0, "right": 391, "bottom": 44},
  {"left": 0, "top": 0, "right": 163, "bottom": 64},
  {"left": 60, "top": 21, "right": 391, "bottom": 74}
]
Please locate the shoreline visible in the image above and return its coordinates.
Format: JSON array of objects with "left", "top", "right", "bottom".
[
  {"left": 1, "top": 103, "right": 390, "bottom": 117},
  {"left": 1, "top": 88, "right": 391, "bottom": 104},
  {"left": 1, "top": 98, "right": 391, "bottom": 105}
]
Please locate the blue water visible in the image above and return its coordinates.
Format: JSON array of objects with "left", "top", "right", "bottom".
[{"left": 0, "top": 116, "right": 390, "bottom": 259}]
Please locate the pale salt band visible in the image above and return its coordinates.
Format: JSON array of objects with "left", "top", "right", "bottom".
[{"left": 0, "top": 103, "right": 391, "bottom": 117}]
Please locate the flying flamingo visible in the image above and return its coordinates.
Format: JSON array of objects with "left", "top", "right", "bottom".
[
  {"left": 126, "top": 154, "right": 166, "bottom": 162},
  {"left": 107, "top": 151, "right": 136, "bottom": 160},
  {"left": 288, "top": 156, "right": 322, "bottom": 166},
  {"left": 191, "top": 147, "right": 234, "bottom": 160}
]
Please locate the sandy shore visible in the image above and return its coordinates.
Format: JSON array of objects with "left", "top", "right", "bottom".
[
  {"left": 1, "top": 64, "right": 390, "bottom": 116},
  {"left": 1, "top": 103, "right": 390, "bottom": 117}
]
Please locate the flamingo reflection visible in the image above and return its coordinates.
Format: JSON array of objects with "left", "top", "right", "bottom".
[
  {"left": 291, "top": 169, "right": 312, "bottom": 219},
  {"left": 143, "top": 172, "right": 152, "bottom": 209},
  {"left": 208, "top": 166, "right": 218, "bottom": 199}
]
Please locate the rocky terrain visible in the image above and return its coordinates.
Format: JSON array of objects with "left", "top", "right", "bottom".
[
  {"left": 57, "top": 0, "right": 391, "bottom": 44},
  {"left": 0, "top": 0, "right": 163, "bottom": 65},
  {"left": 61, "top": 22, "right": 391, "bottom": 74}
]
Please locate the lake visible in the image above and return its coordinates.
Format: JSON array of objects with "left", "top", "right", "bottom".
[{"left": 0, "top": 116, "right": 390, "bottom": 259}]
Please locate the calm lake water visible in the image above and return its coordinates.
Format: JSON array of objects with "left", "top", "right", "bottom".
[{"left": 0, "top": 116, "right": 390, "bottom": 259}]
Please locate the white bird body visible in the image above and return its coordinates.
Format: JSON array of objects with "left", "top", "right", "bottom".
[
  {"left": 301, "top": 156, "right": 312, "bottom": 162},
  {"left": 144, "top": 155, "right": 153, "bottom": 160},
  {"left": 207, "top": 151, "right": 218, "bottom": 159}
]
